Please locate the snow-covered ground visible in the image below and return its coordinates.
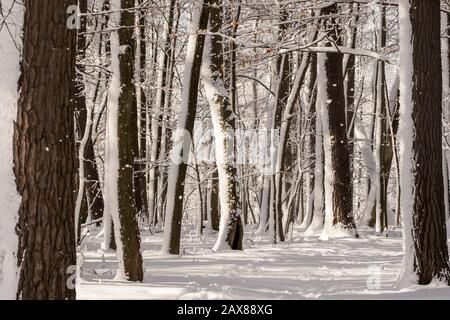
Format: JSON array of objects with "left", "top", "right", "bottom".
[{"left": 77, "top": 226, "right": 450, "bottom": 300}]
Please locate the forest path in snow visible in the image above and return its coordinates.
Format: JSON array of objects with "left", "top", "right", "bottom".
[{"left": 77, "top": 226, "right": 450, "bottom": 299}]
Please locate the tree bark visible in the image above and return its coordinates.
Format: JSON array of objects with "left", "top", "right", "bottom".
[
  {"left": 319, "top": 3, "right": 357, "bottom": 238},
  {"left": 14, "top": 0, "right": 77, "bottom": 299},
  {"left": 398, "top": 0, "right": 450, "bottom": 285}
]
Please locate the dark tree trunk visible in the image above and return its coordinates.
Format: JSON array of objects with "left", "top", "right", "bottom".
[
  {"left": 401, "top": 0, "right": 450, "bottom": 285},
  {"left": 321, "top": 3, "right": 357, "bottom": 233},
  {"left": 113, "top": 0, "right": 144, "bottom": 281},
  {"left": 162, "top": 0, "right": 211, "bottom": 254},
  {"left": 270, "top": 5, "right": 290, "bottom": 243},
  {"left": 209, "top": 168, "right": 220, "bottom": 231},
  {"left": 14, "top": 0, "right": 77, "bottom": 300},
  {"left": 345, "top": 3, "right": 359, "bottom": 158},
  {"left": 205, "top": 0, "right": 243, "bottom": 250},
  {"left": 133, "top": 0, "right": 149, "bottom": 219}
]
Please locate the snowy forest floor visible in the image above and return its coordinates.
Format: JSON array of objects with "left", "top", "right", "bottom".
[{"left": 77, "top": 225, "right": 450, "bottom": 300}]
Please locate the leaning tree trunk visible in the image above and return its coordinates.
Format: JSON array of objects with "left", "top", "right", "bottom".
[
  {"left": 318, "top": 3, "right": 357, "bottom": 240},
  {"left": 203, "top": 0, "right": 243, "bottom": 251},
  {"left": 103, "top": 0, "right": 143, "bottom": 281},
  {"left": 14, "top": 0, "right": 77, "bottom": 299},
  {"left": 162, "top": 0, "right": 211, "bottom": 255},
  {"left": 398, "top": 0, "right": 450, "bottom": 285}
]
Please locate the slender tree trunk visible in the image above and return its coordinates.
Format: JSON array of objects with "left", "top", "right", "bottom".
[
  {"left": 268, "top": 3, "right": 290, "bottom": 243},
  {"left": 301, "top": 56, "right": 317, "bottom": 231},
  {"left": 75, "top": 0, "right": 105, "bottom": 241},
  {"left": 133, "top": 0, "right": 149, "bottom": 220},
  {"left": 344, "top": 3, "right": 359, "bottom": 156},
  {"left": 103, "top": 0, "right": 144, "bottom": 281},
  {"left": 162, "top": 0, "right": 211, "bottom": 254},
  {"left": 14, "top": 0, "right": 77, "bottom": 299},
  {"left": 149, "top": 0, "right": 177, "bottom": 227},
  {"left": 370, "top": 4, "right": 388, "bottom": 233},
  {"left": 207, "top": 168, "right": 220, "bottom": 231}
]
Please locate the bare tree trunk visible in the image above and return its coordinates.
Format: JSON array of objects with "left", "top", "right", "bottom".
[
  {"left": 103, "top": 0, "right": 144, "bottom": 281},
  {"left": 301, "top": 56, "right": 317, "bottom": 231},
  {"left": 133, "top": 0, "right": 149, "bottom": 220},
  {"left": 203, "top": 0, "right": 243, "bottom": 251},
  {"left": 398, "top": 0, "right": 450, "bottom": 285},
  {"left": 207, "top": 168, "right": 220, "bottom": 231},
  {"left": 162, "top": 0, "right": 211, "bottom": 254},
  {"left": 318, "top": 3, "right": 357, "bottom": 239},
  {"left": 14, "top": 0, "right": 77, "bottom": 299},
  {"left": 370, "top": 4, "right": 388, "bottom": 233}
]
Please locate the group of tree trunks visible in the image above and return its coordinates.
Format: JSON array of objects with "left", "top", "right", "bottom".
[{"left": 11, "top": 0, "right": 450, "bottom": 300}]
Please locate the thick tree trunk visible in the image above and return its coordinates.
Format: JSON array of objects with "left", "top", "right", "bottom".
[
  {"left": 398, "top": 0, "right": 450, "bottom": 285},
  {"left": 14, "top": 0, "right": 77, "bottom": 299},
  {"left": 319, "top": 3, "right": 357, "bottom": 239}
]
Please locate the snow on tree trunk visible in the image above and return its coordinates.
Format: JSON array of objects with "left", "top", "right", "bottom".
[
  {"left": 316, "top": 3, "right": 357, "bottom": 240},
  {"left": 162, "top": 0, "right": 211, "bottom": 255},
  {"left": 0, "top": 0, "right": 22, "bottom": 299},
  {"left": 203, "top": 0, "right": 243, "bottom": 251},
  {"left": 304, "top": 97, "right": 325, "bottom": 236},
  {"left": 398, "top": 0, "right": 450, "bottom": 286},
  {"left": 301, "top": 58, "right": 317, "bottom": 232},
  {"left": 318, "top": 59, "right": 357, "bottom": 240},
  {"left": 355, "top": 117, "right": 378, "bottom": 226},
  {"left": 104, "top": 0, "right": 143, "bottom": 281}
]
